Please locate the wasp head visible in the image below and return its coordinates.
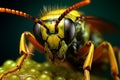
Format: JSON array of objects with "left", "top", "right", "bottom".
[
  {"left": 0, "top": 0, "right": 90, "bottom": 64},
  {"left": 32, "top": 0, "right": 90, "bottom": 63},
  {"left": 33, "top": 17, "right": 77, "bottom": 63}
]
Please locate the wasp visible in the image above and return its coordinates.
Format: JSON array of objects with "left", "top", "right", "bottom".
[{"left": 0, "top": 0, "right": 119, "bottom": 80}]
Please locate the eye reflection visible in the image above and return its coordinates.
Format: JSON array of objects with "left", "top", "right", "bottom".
[{"left": 64, "top": 18, "right": 76, "bottom": 44}]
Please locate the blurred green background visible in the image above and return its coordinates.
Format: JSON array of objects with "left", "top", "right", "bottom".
[{"left": 0, "top": 0, "right": 120, "bottom": 79}]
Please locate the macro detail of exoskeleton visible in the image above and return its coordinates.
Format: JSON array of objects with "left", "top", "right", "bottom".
[{"left": 0, "top": 0, "right": 120, "bottom": 80}]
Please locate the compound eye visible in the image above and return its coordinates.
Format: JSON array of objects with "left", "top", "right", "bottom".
[
  {"left": 64, "top": 18, "right": 76, "bottom": 44},
  {"left": 33, "top": 23, "right": 44, "bottom": 45}
]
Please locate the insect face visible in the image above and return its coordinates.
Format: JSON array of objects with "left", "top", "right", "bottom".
[
  {"left": 33, "top": 19, "right": 75, "bottom": 61},
  {"left": 1, "top": 0, "right": 120, "bottom": 80},
  {"left": 33, "top": 9, "right": 84, "bottom": 63}
]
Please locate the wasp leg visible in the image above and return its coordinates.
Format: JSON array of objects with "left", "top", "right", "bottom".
[
  {"left": 118, "top": 51, "right": 120, "bottom": 73},
  {"left": 0, "top": 31, "right": 44, "bottom": 80},
  {"left": 19, "top": 31, "right": 44, "bottom": 54},
  {"left": 93, "top": 41, "right": 119, "bottom": 80},
  {"left": 77, "top": 41, "right": 94, "bottom": 80},
  {"left": 27, "top": 42, "right": 35, "bottom": 58},
  {"left": 113, "top": 47, "right": 120, "bottom": 71},
  {"left": 117, "top": 50, "right": 120, "bottom": 77},
  {"left": 0, "top": 54, "right": 27, "bottom": 80}
]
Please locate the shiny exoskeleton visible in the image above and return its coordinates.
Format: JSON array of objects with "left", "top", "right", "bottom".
[{"left": 0, "top": 0, "right": 119, "bottom": 80}]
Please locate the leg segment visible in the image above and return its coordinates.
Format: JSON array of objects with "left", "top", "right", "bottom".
[
  {"left": 93, "top": 41, "right": 119, "bottom": 80},
  {"left": 20, "top": 31, "right": 44, "bottom": 54},
  {"left": 113, "top": 47, "right": 120, "bottom": 71},
  {"left": 0, "top": 54, "right": 27, "bottom": 80},
  {"left": 77, "top": 41, "right": 94, "bottom": 80},
  {"left": 0, "top": 31, "right": 44, "bottom": 80}
]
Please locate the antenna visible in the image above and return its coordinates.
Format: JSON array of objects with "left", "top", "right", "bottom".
[
  {"left": 0, "top": 7, "right": 48, "bottom": 29},
  {"left": 55, "top": 0, "right": 90, "bottom": 31}
]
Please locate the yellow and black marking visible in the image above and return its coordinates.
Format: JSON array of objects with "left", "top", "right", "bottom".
[{"left": 0, "top": 0, "right": 120, "bottom": 80}]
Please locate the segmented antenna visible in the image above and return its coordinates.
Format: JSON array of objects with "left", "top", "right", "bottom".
[
  {"left": 0, "top": 7, "right": 48, "bottom": 29},
  {"left": 55, "top": 0, "right": 90, "bottom": 31}
]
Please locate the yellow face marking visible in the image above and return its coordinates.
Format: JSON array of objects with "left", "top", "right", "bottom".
[
  {"left": 45, "top": 22, "right": 56, "bottom": 33},
  {"left": 39, "top": 9, "right": 83, "bottom": 48},
  {"left": 47, "top": 35, "right": 60, "bottom": 49},
  {"left": 40, "top": 26, "right": 48, "bottom": 40},
  {"left": 57, "top": 20, "right": 64, "bottom": 39}
]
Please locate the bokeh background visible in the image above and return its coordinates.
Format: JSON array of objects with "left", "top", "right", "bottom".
[{"left": 0, "top": 0, "right": 120, "bottom": 79}]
